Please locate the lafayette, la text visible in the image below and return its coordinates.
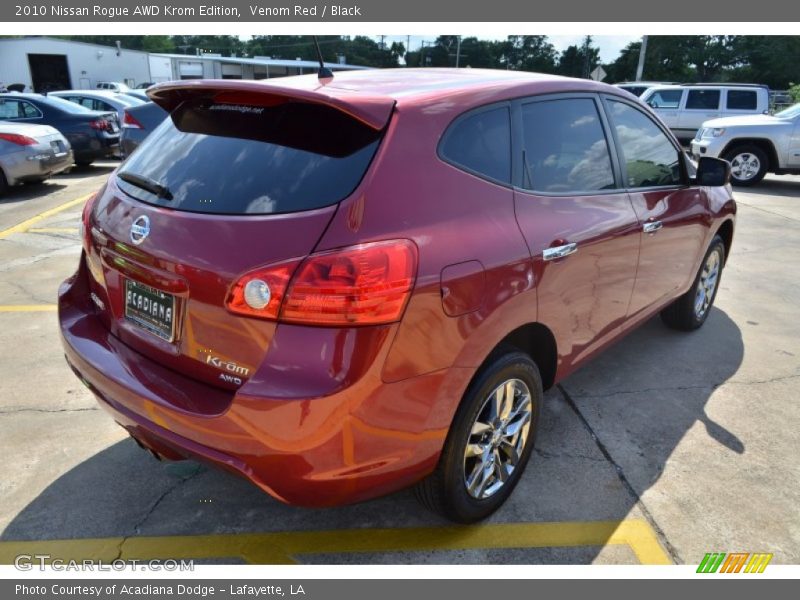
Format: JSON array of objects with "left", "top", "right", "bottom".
[{"left": 17, "top": 584, "right": 306, "bottom": 597}]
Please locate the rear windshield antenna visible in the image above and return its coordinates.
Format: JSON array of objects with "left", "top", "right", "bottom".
[{"left": 313, "top": 36, "right": 334, "bottom": 83}]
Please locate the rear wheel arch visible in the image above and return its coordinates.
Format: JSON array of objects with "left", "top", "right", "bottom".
[{"left": 476, "top": 322, "right": 558, "bottom": 391}]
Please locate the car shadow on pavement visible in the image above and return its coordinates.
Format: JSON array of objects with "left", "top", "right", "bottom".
[
  {"left": 1, "top": 308, "right": 744, "bottom": 564},
  {"left": 747, "top": 178, "right": 800, "bottom": 197},
  {"left": 0, "top": 181, "right": 69, "bottom": 205}
]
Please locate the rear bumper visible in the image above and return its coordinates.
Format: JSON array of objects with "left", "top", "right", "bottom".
[
  {"left": 59, "top": 256, "right": 472, "bottom": 506},
  {"left": 1, "top": 146, "right": 73, "bottom": 185}
]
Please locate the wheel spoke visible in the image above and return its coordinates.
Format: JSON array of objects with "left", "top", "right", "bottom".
[
  {"left": 499, "top": 439, "right": 520, "bottom": 466},
  {"left": 464, "top": 443, "right": 485, "bottom": 458},
  {"left": 470, "top": 420, "right": 492, "bottom": 437},
  {"left": 503, "top": 410, "right": 531, "bottom": 437},
  {"left": 494, "top": 449, "right": 508, "bottom": 482}
]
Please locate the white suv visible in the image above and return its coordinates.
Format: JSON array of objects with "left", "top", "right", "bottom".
[
  {"left": 691, "top": 103, "right": 800, "bottom": 186},
  {"left": 641, "top": 84, "right": 769, "bottom": 141}
]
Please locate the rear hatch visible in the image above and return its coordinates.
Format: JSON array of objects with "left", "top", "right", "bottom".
[{"left": 84, "top": 81, "right": 393, "bottom": 391}]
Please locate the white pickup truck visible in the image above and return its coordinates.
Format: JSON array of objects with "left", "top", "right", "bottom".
[{"left": 690, "top": 103, "right": 800, "bottom": 186}]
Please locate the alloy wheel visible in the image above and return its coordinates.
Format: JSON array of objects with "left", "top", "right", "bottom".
[
  {"left": 730, "top": 153, "right": 761, "bottom": 181},
  {"left": 694, "top": 249, "right": 721, "bottom": 319},
  {"left": 463, "top": 378, "right": 533, "bottom": 499}
]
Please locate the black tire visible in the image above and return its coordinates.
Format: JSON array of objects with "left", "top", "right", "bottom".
[
  {"left": 661, "top": 235, "right": 725, "bottom": 331},
  {"left": 414, "top": 351, "right": 543, "bottom": 523},
  {"left": 75, "top": 159, "right": 94, "bottom": 168},
  {"left": 0, "top": 169, "right": 7, "bottom": 196},
  {"left": 723, "top": 145, "right": 768, "bottom": 186}
]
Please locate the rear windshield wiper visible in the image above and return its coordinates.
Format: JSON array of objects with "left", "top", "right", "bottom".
[{"left": 117, "top": 172, "right": 173, "bottom": 201}]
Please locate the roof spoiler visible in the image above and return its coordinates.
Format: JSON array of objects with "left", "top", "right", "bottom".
[{"left": 147, "top": 79, "right": 395, "bottom": 130}]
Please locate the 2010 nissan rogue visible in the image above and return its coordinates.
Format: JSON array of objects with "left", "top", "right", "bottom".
[{"left": 59, "top": 69, "right": 736, "bottom": 522}]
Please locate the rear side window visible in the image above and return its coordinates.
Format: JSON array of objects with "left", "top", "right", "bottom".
[
  {"left": 686, "top": 89, "right": 721, "bottom": 110},
  {"left": 607, "top": 100, "right": 682, "bottom": 188},
  {"left": 647, "top": 90, "right": 682, "bottom": 109},
  {"left": 440, "top": 106, "right": 511, "bottom": 184},
  {"left": 116, "top": 99, "right": 384, "bottom": 215},
  {"left": 520, "top": 98, "right": 616, "bottom": 193},
  {"left": 727, "top": 90, "right": 757, "bottom": 110}
]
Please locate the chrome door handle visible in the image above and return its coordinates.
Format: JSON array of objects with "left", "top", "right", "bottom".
[
  {"left": 643, "top": 220, "right": 663, "bottom": 234},
  {"left": 543, "top": 242, "right": 577, "bottom": 261}
]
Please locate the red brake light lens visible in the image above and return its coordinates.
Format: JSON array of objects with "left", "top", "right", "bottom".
[
  {"left": 0, "top": 133, "right": 37, "bottom": 146},
  {"left": 282, "top": 240, "right": 417, "bottom": 326},
  {"left": 122, "top": 110, "right": 143, "bottom": 129},
  {"left": 89, "top": 119, "right": 112, "bottom": 131},
  {"left": 226, "top": 240, "right": 418, "bottom": 326}
]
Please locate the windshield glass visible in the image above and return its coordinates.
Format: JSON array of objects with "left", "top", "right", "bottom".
[
  {"left": 775, "top": 103, "right": 800, "bottom": 119},
  {"left": 116, "top": 98, "right": 384, "bottom": 215}
]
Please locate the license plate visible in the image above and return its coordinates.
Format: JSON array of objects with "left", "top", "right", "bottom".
[
  {"left": 50, "top": 140, "right": 66, "bottom": 156},
  {"left": 124, "top": 279, "right": 175, "bottom": 342}
]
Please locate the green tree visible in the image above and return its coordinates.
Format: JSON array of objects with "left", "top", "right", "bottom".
[
  {"left": 141, "top": 36, "right": 174, "bottom": 53},
  {"left": 558, "top": 36, "right": 599, "bottom": 78},
  {"left": 504, "top": 35, "right": 558, "bottom": 72}
]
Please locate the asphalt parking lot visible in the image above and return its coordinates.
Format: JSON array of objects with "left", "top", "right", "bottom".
[{"left": 0, "top": 165, "right": 798, "bottom": 565}]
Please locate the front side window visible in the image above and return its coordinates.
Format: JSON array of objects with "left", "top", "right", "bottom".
[
  {"left": 726, "top": 90, "right": 757, "bottom": 110},
  {"left": 607, "top": 100, "right": 682, "bottom": 189},
  {"left": 440, "top": 106, "right": 511, "bottom": 184},
  {"left": 647, "top": 89, "right": 683, "bottom": 109},
  {"left": 686, "top": 89, "right": 721, "bottom": 110},
  {"left": 520, "top": 98, "right": 616, "bottom": 193}
]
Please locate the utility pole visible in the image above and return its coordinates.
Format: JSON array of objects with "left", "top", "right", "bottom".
[
  {"left": 455, "top": 36, "right": 462, "bottom": 68},
  {"left": 379, "top": 35, "right": 386, "bottom": 50},
  {"left": 635, "top": 35, "right": 648, "bottom": 82}
]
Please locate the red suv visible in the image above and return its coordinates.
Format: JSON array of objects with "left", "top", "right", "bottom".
[{"left": 59, "top": 69, "right": 736, "bottom": 522}]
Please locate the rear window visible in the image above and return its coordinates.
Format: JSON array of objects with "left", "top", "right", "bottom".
[
  {"left": 439, "top": 106, "right": 511, "bottom": 184},
  {"left": 726, "top": 90, "right": 757, "bottom": 110},
  {"left": 116, "top": 98, "right": 384, "bottom": 215},
  {"left": 686, "top": 89, "right": 720, "bottom": 110}
]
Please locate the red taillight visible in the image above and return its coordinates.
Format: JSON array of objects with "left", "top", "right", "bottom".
[
  {"left": 226, "top": 259, "right": 303, "bottom": 320},
  {"left": 80, "top": 191, "right": 99, "bottom": 250},
  {"left": 226, "top": 240, "right": 418, "bottom": 326},
  {"left": 122, "top": 110, "right": 143, "bottom": 129},
  {"left": 0, "top": 133, "right": 37, "bottom": 146},
  {"left": 89, "top": 119, "right": 112, "bottom": 131}
]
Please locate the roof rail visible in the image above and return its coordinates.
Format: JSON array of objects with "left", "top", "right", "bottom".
[{"left": 679, "top": 82, "right": 769, "bottom": 88}]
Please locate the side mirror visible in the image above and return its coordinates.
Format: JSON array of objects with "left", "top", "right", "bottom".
[{"left": 696, "top": 156, "right": 731, "bottom": 187}]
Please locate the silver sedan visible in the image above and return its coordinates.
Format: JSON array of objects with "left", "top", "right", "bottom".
[
  {"left": 48, "top": 90, "right": 145, "bottom": 124},
  {"left": 0, "top": 121, "right": 74, "bottom": 195}
]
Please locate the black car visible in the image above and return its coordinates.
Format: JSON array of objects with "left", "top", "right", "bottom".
[
  {"left": 120, "top": 102, "right": 167, "bottom": 158},
  {"left": 0, "top": 93, "right": 120, "bottom": 166}
]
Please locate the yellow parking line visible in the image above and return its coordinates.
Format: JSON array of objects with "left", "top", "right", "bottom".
[
  {"left": 0, "top": 193, "right": 93, "bottom": 240},
  {"left": 0, "top": 305, "right": 57, "bottom": 312},
  {"left": 27, "top": 227, "right": 79, "bottom": 234},
  {"left": 0, "top": 520, "right": 671, "bottom": 565}
]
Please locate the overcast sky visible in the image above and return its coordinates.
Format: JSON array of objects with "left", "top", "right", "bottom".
[{"left": 384, "top": 35, "right": 640, "bottom": 63}]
